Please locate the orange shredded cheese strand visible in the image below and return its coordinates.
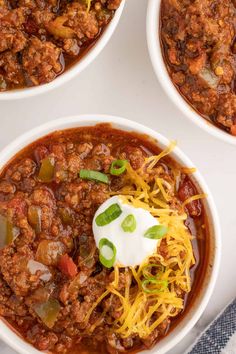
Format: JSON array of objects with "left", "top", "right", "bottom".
[
  {"left": 112, "top": 265, "right": 120, "bottom": 289},
  {"left": 142, "top": 141, "right": 176, "bottom": 171},
  {"left": 155, "top": 177, "right": 171, "bottom": 202},
  {"left": 84, "top": 289, "right": 110, "bottom": 323},
  {"left": 86, "top": 0, "right": 91, "bottom": 12},
  {"left": 131, "top": 267, "right": 141, "bottom": 288},
  {"left": 181, "top": 167, "right": 197, "bottom": 174},
  {"left": 183, "top": 193, "right": 207, "bottom": 207}
]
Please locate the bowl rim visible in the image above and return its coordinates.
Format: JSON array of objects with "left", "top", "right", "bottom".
[
  {"left": 0, "top": 1, "right": 125, "bottom": 101},
  {"left": 0, "top": 114, "right": 221, "bottom": 354},
  {"left": 146, "top": 0, "right": 236, "bottom": 145}
]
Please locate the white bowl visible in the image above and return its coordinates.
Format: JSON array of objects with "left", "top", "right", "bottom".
[
  {"left": 0, "top": 115, "right": 221, "bottom": 354},
  {"left": 146, "top": 0, "right": 236, "bottom": 145},
  {"left": 0, "top": 2, "right": 125, "bottom": 101}
]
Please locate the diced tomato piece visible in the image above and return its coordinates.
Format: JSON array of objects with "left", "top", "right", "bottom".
[
  {"left": 58, "top": 254, "right": 78, "bottom": 278},
  {"left": 178, "top": 177, "right": 202, "bottom": 217}
]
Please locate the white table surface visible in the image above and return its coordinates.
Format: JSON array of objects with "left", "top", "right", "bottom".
[{"left": 0, "top": 0, "right": 235, "bottom": 353}]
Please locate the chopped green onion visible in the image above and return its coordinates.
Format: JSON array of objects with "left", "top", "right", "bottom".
[
  {"left": 142, "top": 263, "right": 165, "bottom": 279},
  {"left": 121, "top": 214, "right": 136, "bottom": 232},
  {"left": 110, "top": 160, "right": 128, "bottom": 176},
  {"left": 99, "top": 238, "right": 116, "bottom": 268},
  {"left": 144, "top": 225, "right": 168, "bottom": 239},
  {"left": 38, "top": 157, "right": 55, "bottom": 183},
  {"left": 79, "top": 169, "right": 109, "bottom": 184},
  {"left": 95, "top": 203, "right": 122, "bottom": 226},
  {"left": 141, "top": 278, "right": 168, "bottom": 294}
]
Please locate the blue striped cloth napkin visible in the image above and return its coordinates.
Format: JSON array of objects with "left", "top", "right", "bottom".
[{"left": 186, "top": 298, "right": 236, "bottom": 354}]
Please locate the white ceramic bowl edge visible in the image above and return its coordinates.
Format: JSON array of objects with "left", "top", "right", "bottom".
[
  {"left": 0, "top": 2, "right": 125, "bottom": 100},
  {"left": 146, "top": 0, "right": 236, "bottom": 145},
  {"left": 0, "top": 115, "right": 221, "bottom": 354}
]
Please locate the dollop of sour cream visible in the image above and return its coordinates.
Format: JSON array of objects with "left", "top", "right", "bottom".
[{"left": 92, "top": 196, "right": 160, "bottom": 267}]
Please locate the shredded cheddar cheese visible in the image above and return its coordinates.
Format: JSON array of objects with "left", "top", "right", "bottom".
[
  {"left": 86, "top": 143, "right": 206, "bottom": 338},
  {"left": 84, "top": 289, "right": 110, "bottom": 324},
  {"left": 183, "top": 193, "right": 207, "bottom": 208},
  {"left": 86, "top": 0, "right": 91, "bottom": 12},
  {"left": 181, "top": 167, "right": 197, "bottom": 174}
]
